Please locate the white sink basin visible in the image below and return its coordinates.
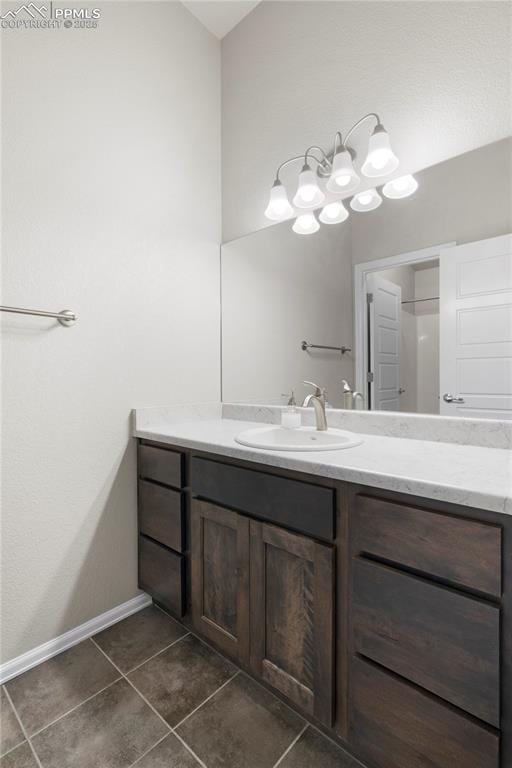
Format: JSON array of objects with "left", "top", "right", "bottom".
[{"left": 235, "top": 425, "right": 363, "bottom": 452}]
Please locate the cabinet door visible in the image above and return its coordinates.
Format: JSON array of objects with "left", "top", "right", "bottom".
[
  {"left": 191, "top": 499, "right": 250, "bottom": 665},
  {"left": 250, "top": 521, "right": 334, "bottom": 726}
]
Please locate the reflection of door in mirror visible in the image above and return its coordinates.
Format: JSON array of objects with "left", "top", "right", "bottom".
[
  {"left": 440, "top": 234, "right": 512, "bottom": 420},
  {"left": 365, "top": 260, "right": 440, "bottom": 415},
  {"left": 367, "top": 274, "right": 401, "bottom": 411}
]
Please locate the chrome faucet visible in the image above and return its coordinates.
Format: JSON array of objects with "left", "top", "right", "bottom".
[{"left": 302, "top": 381, "right": 328, "bottom": 431}]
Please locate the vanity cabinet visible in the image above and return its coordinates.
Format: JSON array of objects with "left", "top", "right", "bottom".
[
  {"left": 250, "top": 520, "right": 334, "bottom": 725},
  {"left": 136, "top": 439, "right": 510, "bottom": 768},
  {"left": 190, "top": 499, "right": 250, "bottom": 665}
]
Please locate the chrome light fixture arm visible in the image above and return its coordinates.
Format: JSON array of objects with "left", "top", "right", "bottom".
[
  {"left": 276, "top": 148, "right": 330, "bottom": 182},
  {"left": 343, "top": 112, "right": 381, "bottom": 147}
]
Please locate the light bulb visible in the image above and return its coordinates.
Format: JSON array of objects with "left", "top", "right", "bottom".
[
  {"left": 319, "top": 201, "right": 349, "bottom": 225},
  {"left": 326, "top": 149, "right": 360, "bottom": 195},
  {"left": 264, "top": 180, "right": 295, "bottom": 221},
  {"left": 383, "top": 174, "right": 418, "bottom": 199},
  {"left": 293, "top": 164, "right": 325, "bottom": 209},
  {"left": 350, "top": 188, "right": 382, "bottom": 212},
  {"left": 361, "top": 125, "right": 399, "bottom": 178},
  {"left": 292, "top": 211, "right": 320, "bottom": 235}
]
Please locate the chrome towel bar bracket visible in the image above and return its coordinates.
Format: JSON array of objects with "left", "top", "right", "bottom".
[
  {"left": 302, "top": 340, "right": 351, "bottom": 354},
  {"left": 0, "top": 306, "right": 77, "bottom": 326}
]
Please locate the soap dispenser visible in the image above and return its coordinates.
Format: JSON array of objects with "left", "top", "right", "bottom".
[{"left": 281, "top": 391, "right": 302, "bottom": 429}]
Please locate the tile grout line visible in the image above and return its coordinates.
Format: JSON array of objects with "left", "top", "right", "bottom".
[
  {"left": 28, "top": 676, "right": 124, "bottom": 738},
  {"left": 173, "top": 670, "right": 240, "bottom": 730},
  {"left": 308, "top": 722, "right": 368, "bottom": 768},
  {"left": 271, "top": 724, "right": 308, "bottom": 768},
  {"left": 0, "top": 737, "right": 27, "bottom": 760},
  {"left": 3, "top": 686, "right": 44, "bottom": 768},
  {"left": 123, "top": 632, "right": 190, "bottom": 675},
  {"left": 91, "top": 637, "right": 209, "bottom": 768},
  {"left": 170, "top": 728, "right": 209, "bottom": 768},
  {"left": 124, "top": 733, "right": 169, "bottom": 768}
]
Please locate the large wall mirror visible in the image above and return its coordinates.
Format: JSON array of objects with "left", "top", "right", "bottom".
[{"left": 221, "top": 138, "right": 512, "bottom": 419}]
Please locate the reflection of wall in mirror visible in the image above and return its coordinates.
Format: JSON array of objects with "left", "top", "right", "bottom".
[{"left": 221, "top": 221, "right": 354, "bottom": 407}]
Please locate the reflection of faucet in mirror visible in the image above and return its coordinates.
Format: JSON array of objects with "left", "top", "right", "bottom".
[
  {"left": 302, "top": 381, "right": 328, "bottom": 431},
  {"left": 341, "top": 380, "right": 364, "bottom": 410}
]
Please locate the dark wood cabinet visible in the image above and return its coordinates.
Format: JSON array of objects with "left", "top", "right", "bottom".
[
  {"left": 249, "top": 521, "right": 334, "bottom": 726},
  {"left": 138, "top": 535, "right": 185, "bottom": 617},
  {"left": 350, "top": 657, "right": 499, "bottom": 768},
  {"left": 352, "top": 493, "right": 502, "bottom": 597},
  {"left": 190, "top": 499, "right": 250, "bottom": 665},
  {"left": 138, "top": 480, "right": 184, "bottom": 552},
  {"left": 352, "top": 556, "right": 500, "bottom": 726},
  {"left": 137, "top": 440, "right": 511, "bottom": 768}
]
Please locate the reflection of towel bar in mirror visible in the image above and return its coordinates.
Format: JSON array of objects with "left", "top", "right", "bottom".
[
  {"left": 302, "top": 340, "right": 351, "bottom": 354},
  {"left": 0, "top": 305, "right": 77, "bottom": 326},
  {"left": 401, "top": 296, "right": 439, "bottom": 305}
]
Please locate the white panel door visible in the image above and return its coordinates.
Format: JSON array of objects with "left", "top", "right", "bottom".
[
  {"left": 440, "top": 234, "right": 512, "bottom": 419},
  {"left": 367, "top": 274, "right": 401, "bottom": 411}
]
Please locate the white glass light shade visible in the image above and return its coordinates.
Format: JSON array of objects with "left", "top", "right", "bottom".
[
  {"left": 326, "top": 150, "right": 360, "bottom": 194},
  {"left": 264, "top": 181, "right": 294, "bottom": 221},
  {"left": 382, "top": 174, "right": 418, "bottom": 199},
  {"left": 350, "top": 188, "right": 382, "bottom": 212},
  {"left": 319, "top": 200, "right": 349, "bottom": 225},
  {"left": 361, "top": 127, "right": 399, "bottom": 178},
  {"left": 293, "top": 165, "right": 325, "bottom": 209},
  {"left": 292, "top": 211, "right": 320, "bottom": 235}
]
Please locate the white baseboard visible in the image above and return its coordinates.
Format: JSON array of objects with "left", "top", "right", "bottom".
[{"left": 0, "top": 593, "right": 152, "bottom": 685}]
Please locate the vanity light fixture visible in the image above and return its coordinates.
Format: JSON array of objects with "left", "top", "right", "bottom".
[
  {"left": 264, "top": 180, "right": 295, "bottom": 221},
  {"left": 382, "top": 174, "right": 418, "bottom": 199},
  {"left": 293, "top": 162, "right": 326, "bottom": 209},
  {"left": 264, "top": 113, "right": 415, "bottom": 234},
  {"left": 292, "top": 211, "right": 320, "bottom": 235},
  {"left": 350, "top": 188, "right": 382, "bottom": 212},
  {"left": 326, "top": 137, "right": 360, "bottom": 194},
  {"left": 319, "top": 200, "right": 349, "bottom": 225},
  {"left": 361, "top": 124, "right": 399, "bottom": 178}
]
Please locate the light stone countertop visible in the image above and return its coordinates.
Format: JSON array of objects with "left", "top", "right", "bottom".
[{"left": 133, "top": 407, "right": 512, "bottom": 515}]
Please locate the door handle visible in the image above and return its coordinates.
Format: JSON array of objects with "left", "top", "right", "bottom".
[{"left": 443, "top": 393, "right": 465, "bottom": 404}]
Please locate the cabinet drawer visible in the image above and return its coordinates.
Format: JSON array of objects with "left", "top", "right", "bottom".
[
  {"left": 138, "top": 443, "right": 184, "bottom": 488},
  {"left": 139, "top": 480, "right": 184, "bottom": 552},
  {"left": 190, "top": 457, "right": 334, "bottom": 540},
  {"left": 138, "top": 535, "right": 185, "bottom": 617},
  {"left": 350, "top": 657, "right": 499, "bottom": 768},
  {"left": 352, "top": 494, "right": 501, "bottom": 597},
  {"left": 352, "top": 558, "right": 500, "bottom": 726}
]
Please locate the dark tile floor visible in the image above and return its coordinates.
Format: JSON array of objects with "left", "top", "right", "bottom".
[{"left": 0, "top": 605, "right": 362, "bottom": 768}]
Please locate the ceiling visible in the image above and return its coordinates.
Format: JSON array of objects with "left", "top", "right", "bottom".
[{"left": 181, "top": 1, "right": 260, "bottom": 39}]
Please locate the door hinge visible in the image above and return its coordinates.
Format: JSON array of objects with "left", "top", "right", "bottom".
[
  {"left": 366, "top": 371, "right": 374, "bottom": 383},
  {"left": 366, "top": 292, "right": 374, "bottom": 304}
]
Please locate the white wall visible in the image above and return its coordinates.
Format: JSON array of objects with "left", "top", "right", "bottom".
[
  {"left": 222, "top": 220, "right": 353, "bottom": 407},
  {"left": 1, "top": 2, "right": 221, "bottom": 663},
  {"left": 222, "top": 1, "right": 512, "bottom": 241}
]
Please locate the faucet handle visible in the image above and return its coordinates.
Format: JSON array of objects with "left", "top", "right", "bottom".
[{"left": 303, "top": 380, "right": 326, "bottom": 397}]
